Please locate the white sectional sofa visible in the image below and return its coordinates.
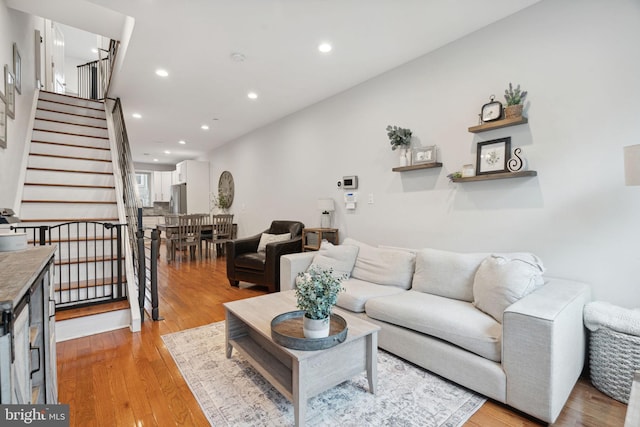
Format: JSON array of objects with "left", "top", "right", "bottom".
[{"left": 280, "top": 238, "right": 591, "bottom": 424}]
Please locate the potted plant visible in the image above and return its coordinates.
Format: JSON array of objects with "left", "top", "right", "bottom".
[
  {"left": 386, "top": 125, "right": 413, "bottom": 166},
  {"left": 295, "top": 266, "right": 345, "bottom": 338},
  {"left": 211, "top": 189, "right": 231, "bottom": 213},
  {"left": 503, "top": 83, "right": 528, "bottom": 119}
]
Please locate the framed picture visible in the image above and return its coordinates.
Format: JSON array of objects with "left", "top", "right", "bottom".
[
  {"left": 476, "top": 137, "right": 511, "bottom": 175},
  {"left": 0, "top": 91, "right": 6, "bottom": 149},
  {"left": 13, "top": 43, "right": 21, "bottom": 95},
  {"left": 412, "top": 145, "right": 437, "bottom": 165},
  {"left": 4, "top": 65, "right": 15, "bottom": 119}
]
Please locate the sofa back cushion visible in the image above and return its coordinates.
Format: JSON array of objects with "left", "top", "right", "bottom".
[
  {"left": 344, "top": 238, "right": 415, "bottom": 289},
  {"left": 473, "top": 254, "right": 545, "bottom": 323},
  {"left": 309, "top": 241, "right": 359, "bottom": 278},
  {"left": 412, "top": 248, "right": 488, "bottom": 302}
]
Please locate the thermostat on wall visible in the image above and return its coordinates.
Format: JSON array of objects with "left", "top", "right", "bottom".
[{"left": 338, "top": 175, "right": 358, "bottom": 189}]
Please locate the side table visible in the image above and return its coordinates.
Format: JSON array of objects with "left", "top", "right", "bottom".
[{"left": 302, "top": 228, "right": 339, "bottom": 251}]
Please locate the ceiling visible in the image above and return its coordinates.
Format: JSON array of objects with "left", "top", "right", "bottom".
[{"left": 12, "top": 0, "right": 541, "bottom": 165}]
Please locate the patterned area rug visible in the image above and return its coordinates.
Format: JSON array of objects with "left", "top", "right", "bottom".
[{"left": 162, "top": 322, "right": 486, "bottom": 426}]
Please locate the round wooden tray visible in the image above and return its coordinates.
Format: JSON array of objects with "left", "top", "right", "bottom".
[{"left": 270, "top": 310, "right": 348, "bottom": 351}]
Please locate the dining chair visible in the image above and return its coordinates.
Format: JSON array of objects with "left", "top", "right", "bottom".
[
  {"left": 171, "top": 214, "right": 203, "bottom": 261},
  {"left": 202, "top": 214, "right": 234, "bottom": 258}
]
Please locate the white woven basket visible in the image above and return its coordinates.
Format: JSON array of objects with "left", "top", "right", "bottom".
[{"left": 590, "top": 327, "right": 640, "bottom": 403}]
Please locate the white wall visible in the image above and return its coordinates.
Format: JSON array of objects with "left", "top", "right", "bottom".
[
  {"left": 208, "top": 0, "right": 640, "bottom": 307},
  {"left": 0, "top": 1, "right": 43, "bottom": 212}
]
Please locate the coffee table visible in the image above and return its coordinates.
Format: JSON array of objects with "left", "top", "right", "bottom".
[{"left": 224, "top": 290, "right": 380, "bottom": 427}]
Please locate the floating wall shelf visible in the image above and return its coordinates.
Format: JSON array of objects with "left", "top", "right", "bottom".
[
  {"left": 451, "top": 170, "right": 537, "bottom": 182},
  {"left": 468, "top": 117, "right": 528, "bottom": 133},
  {"left": 392, "top": 162, "right": 443, "bottom": 172}
]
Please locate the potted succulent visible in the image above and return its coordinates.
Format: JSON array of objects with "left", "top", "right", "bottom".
[
  {"left": 503, "top": 83, "right": 528, "bottom": 119},
  {"left": 295, "top": 266, "right": 345, "bottom": 338},
  {"left": 386, "top": 125, "right": 413, "bottom": 166}
]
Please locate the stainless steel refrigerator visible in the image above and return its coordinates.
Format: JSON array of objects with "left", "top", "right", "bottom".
[{"left": 170, "top": 183, "right": 187, "bottom": 214}]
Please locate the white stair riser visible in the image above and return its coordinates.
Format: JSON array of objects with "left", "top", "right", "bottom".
[
  {"left": 32, "top": 130, "right": 109, "bottom": 149},
  {"left": 25, "top": 169, "right": 115, "bottom": 186},
  {"left": 30, "top": 142, "right": 112, "bottom": 161},
  {"left": 34, "top": 119, "right": 108, "bottom": 138},
  {"left": 53, "top": 242, "right": 122, "bottom": 259},
  {"left": 38, "top": 92, "right": 104, "bottom": 110},
  {"left": 20, "top": 203, "right": 118, "bottom": 220},
  {"left": 56, "top": 310, "right": 130, "bottom": 342},
  {"left": 54, "top": 262, "right": 124, "bottom": 282},
  {"left": 55, "top": 287, "right": 119, "bottom": 304},
  {"left": 28, "top": 155, "right": 113, "bottom": 172},
  {"left": 37, "top": 99, "right": 105, "bottom": 119},
  {"left": 36, "top": 108, "right": 107, "bottom": 128},
  {"left": 23, "top": 186, "right": 115, "bottom": 202}
]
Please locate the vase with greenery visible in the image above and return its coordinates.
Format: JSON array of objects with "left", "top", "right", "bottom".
[
  {"left": 503, "top": 83, "right": 528, "bottom": 119},
  {"left": 211, "top": 189, "right": 231, "bottom": 213},
  {"left": 295, "top": 266, "right": 345, "bottom": 338},
  {"left": 386, "top": 125, "right": 413, "bottom": 166}
]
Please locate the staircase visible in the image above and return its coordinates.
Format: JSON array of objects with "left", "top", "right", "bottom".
[{"left": 18, "top": 90, "right": 130, "bottom": 340}]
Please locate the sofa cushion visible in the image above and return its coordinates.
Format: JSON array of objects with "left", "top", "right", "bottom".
[
  {"left": 235, "top": 252, "right": 266, "bottom": 270},
  {"left": 473, "top": 254, "right": 545, "bottom": 323},
  {"left": 344, "top": 238, "right": 415, "bottom": 289},
  {"left": 336, "top": 278, "right": 407, "bottom": 313},
  {"left": 412, "top": 248, "right": 488, "bottom": 302},
  {"left": 257, "top": 232, "right": 291, "bottom": 252},
  {"left": 309, "top": 241, "right": 359, "bottom": 278},
  {"left": 365, "top": 290, "right": 502, "bottom": 362}
]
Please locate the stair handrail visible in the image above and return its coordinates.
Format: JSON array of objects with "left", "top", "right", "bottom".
[{"left": 77, "top": 39, "right": 119, "bottom": 100}]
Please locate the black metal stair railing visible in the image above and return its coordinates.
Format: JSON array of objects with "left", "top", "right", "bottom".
[
  {"left": 77, "top": 39, "right": 119, "bottom": 100},
  {"left": 10, "top": 221, "right": 127, "bottom": 310}
]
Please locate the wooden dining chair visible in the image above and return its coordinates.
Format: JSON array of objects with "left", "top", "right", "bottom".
[
  {"left": 171, "top": 214, "right": 203, "bottom": 261},
  {"left": 202, "top": 214, "right": 234, "bottom": 258}
]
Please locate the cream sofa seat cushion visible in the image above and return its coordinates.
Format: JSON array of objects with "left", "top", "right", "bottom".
[
  {"left": 412, "top": 248, "right": 488, "bottom": 302},
  {"left": 336, "top": 278, "right": 406, "bottom": 313},
  {"left": 344, "top": 238, "right": 415, "bottom": 289},
  {"left": 365, "top": 290, "right": 503, "bottom": 362}
]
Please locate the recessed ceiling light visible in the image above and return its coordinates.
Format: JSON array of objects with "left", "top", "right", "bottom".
[
  {"left": 132, "top": 113, "right": 142, "bottom": 119},
  {"left": 201, "top": 125, "right": 209, "bottom": 130},
  {"left": 318, "top": 43, "right": 332, "bottom": 53},
  {"left": 178, "top": 140, "right": 186, "bottom": 145},
  {"left": 155, "top": 69, "right": 169, "bottom": 77},
  {"left": 164, "top": 150, "right": 171, "bottom": 154},
  {"left": 153, "top": 158, "right": 159, "bottom": 162},
  {"left": 247, "top": 92, "right": 258, "bottom": 100},
  {"left": 230, "top": 52, "right": 246, "bottom": 62},
  {"left": 91, "top": 48, "right": 98, "bottom": 54}
]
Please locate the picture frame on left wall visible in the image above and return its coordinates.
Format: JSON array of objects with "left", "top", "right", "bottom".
[
  {"left": 13, "top": 43, "right": 21, "bottom": 95},
  {"left": 4, "top": 65, "right": 15, "bottom": 119},
  {"left": 0, "top": 91, "right": 7, "bottom": 149}
]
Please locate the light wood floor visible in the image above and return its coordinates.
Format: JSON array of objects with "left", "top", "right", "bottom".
[{"left": 57, "top": 249, "right": 628, "bottom": 426}]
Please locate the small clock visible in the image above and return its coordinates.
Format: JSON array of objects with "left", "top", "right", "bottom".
[
  {"left": 481, "top": 95, "right": 503, "bottom": 123},
  {"left": 218, "top": 171, "right": 234, "bottom": 207}
]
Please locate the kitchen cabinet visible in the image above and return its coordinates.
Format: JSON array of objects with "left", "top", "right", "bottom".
[
  {"left": 0, "top": 246, "right": 57, "bottom": 404},
  {"left": 174, "top": 160, "right": 210, "bottom": 214},
  {"left": 153, "top": 171, "right": 174, "bottom": 202}
]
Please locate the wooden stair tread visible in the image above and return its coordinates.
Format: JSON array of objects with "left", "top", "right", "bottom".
[
  {"left": 22, "top": 200, "right": 117, "bottom": 204},
  {"left": 35, "top": 117, "right": 107, "bottom": 130},
  {"left": 29, "top": 152, "right": 111, "bottom": 162},
  {"left": 27, "top": 166, "right": 113, "bottom": 175},
  {"left": 28, "top": 236, "right": 117, "bottom": 244},
  {"left": 37, "top": 106, "right": 107, "bottom": 120},
  {"left": 56, "top": 300, "right": 129, "bottom": 321},
  {"left": 24, "top": 182, "right": 115, "bottom": 189},
  {"left": 40, "top": 90, "right": 104, "bottom": 104},
  {"left": 32, "top": 128, "right": 108, "bottom": 140},
  {"left": 19, "top": 217, "right": 119, "bottom": 223},
  {"left": 31, "top": 140, "right": 110, "bottom": 151},
  {"left": 55, "top": 256, "right": 124, "bottom": 266}
]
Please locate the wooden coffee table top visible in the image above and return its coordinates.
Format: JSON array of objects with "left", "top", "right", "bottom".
[{"left": 223, "top": 290, "right": 379, "bottom": 360}]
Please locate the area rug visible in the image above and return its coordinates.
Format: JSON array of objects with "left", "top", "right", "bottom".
[{"left": 162, "top": 322, "right": 486, "bottom": 426}]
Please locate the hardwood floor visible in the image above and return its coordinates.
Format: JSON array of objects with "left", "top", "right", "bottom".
[{"left": 57, "top": 249, "right": 628, "bottom": 426}]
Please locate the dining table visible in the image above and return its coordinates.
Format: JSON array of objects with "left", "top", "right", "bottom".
[{"left": 155, "top": 222, "right": 236, "bottom": 261}]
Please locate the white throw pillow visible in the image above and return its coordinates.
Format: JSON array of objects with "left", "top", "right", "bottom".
[
  {"left": 473, "top": 254, "right": 545, "bottom": 323},
  {"left": 344, "top": 238, "right": 415, "bottom": 289},
  {"left": 257, "top": 232, "right": 291, "bottom": 252},
  {"left": 309, "top": 241, "right": 359, "bottom": 278}
]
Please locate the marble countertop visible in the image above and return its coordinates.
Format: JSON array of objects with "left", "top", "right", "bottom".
[{"left": 0, "top": 246, "right": 56, "bottom": 310}]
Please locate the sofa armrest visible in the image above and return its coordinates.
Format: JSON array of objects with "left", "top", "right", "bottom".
[
  {"left": 279, "top": 252, "right": 316, "bottom": 291},
  {"left": 502, "top": 277, "right": 591, "bottom": 423}
]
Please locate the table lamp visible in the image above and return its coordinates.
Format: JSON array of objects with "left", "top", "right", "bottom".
[
  {"left": 317, "top": 198, "right": 335, "bottom": 228},
  {"left": 624, "top": 144, "right": 640, "bottom": 186}
]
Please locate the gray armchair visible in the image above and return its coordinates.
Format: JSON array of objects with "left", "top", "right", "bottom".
[{"left": 226, "top": 220, "right": 304, "bottom": 292}]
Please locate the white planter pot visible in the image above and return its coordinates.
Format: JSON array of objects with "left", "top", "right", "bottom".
[
  {"left": 303, "top": 315, "right": 330, "bottom": 339},
  {"left": 399, "top": 148, "right": 408, "bottom": 167}
]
